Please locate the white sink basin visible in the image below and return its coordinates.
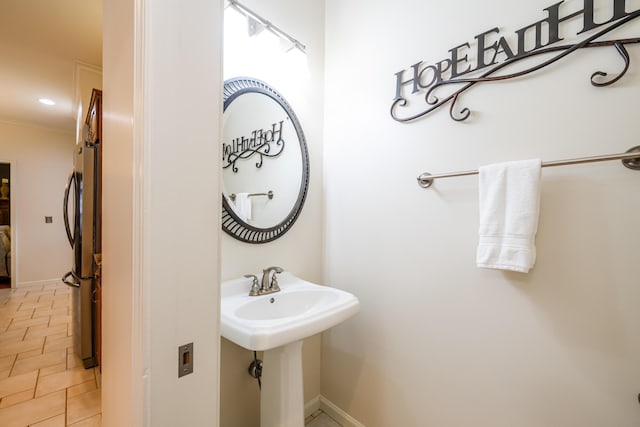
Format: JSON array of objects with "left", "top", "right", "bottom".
[{"left": 221, "top": 272, "right": 360, "bottom": 351}]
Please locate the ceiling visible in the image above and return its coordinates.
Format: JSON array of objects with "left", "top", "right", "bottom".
[{"left": 0, "top": 0, "right": 102, "bottom": 132}]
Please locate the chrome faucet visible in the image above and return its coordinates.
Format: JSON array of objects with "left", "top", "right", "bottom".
[
  {"left": 245, "top": 267, "right": 283, "bottom": 296},
  {"left": 261, "top": 266, "right": 283, "bottom": 294}
]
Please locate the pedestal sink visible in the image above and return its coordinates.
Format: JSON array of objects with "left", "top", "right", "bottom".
[{"left": 221, "top": 272, "right": 360, "bottom": 427}]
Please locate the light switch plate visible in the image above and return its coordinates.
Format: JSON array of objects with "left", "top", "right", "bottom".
[{"left": 178, "top": 343, "right": 194, "bottom": 377}]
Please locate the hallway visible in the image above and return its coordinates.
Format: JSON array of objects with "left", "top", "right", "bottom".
[{"left": 0, "top": 282, "right": 101, "bottom": 426}]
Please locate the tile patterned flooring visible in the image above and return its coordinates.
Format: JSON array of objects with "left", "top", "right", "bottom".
[
  {"left": 0, "top": 282, "right": 101, "bottom": 427},
  {"left": 306, "top": 410, "right": 342, "bottom": 427}
]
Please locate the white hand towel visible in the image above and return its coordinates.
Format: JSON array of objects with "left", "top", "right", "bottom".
[
  {"left": 233, "top": 193, "right": 252, "bottom": 221},
  {"left": 477, "top": 159, "right": 542, "bottom": 273}
]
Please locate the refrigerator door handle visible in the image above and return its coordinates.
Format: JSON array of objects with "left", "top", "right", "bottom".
[
  {"left": 63, "top": 172, "right": 76, "bottom": 248},
  {"left": 62, "top": 271, "right": 80, "bottom": 288}
]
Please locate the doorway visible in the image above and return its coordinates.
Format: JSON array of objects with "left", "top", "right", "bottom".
[{"left": 0, "top": 162, "right": 11, "bottom": 289}]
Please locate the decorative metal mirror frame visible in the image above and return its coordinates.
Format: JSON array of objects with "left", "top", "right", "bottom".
[{"left": 221, "top": 77, "right": 310, "bottom": 244}]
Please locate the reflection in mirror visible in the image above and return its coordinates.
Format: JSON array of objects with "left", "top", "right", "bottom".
[{"left": 222, "top": 77, "right": 309, "bottom": 243}]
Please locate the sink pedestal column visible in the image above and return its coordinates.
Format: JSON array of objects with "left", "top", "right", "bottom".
[{"left": 261, "top": 340, "right": 305, "bottom": 427}]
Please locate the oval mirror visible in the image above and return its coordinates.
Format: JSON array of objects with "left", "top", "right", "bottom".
[{"left": 222, "top": 77, "right": 309, "bottom": 243}]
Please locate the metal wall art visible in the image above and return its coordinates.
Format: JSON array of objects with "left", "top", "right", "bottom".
[
  {"left": 391, "top": 0, "right": 640, "bottom": 123},
  {"left": 223, "top": 120, "right": 285, "bottom": 173}
]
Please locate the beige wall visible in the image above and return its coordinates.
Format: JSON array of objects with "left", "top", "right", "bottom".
[
  {"left": 0, "top": 121, "right": 74, "bottom": 285},
  {"left": 323, "top": 1, "right": 640, "bottom": 426},
  {"left": 220, "top": 0, "right": 326, "bottom": 425}
]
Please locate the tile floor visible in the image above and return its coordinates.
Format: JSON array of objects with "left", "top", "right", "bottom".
[
  {"left": 0, "top": 282, "right": 101, "bottom": 427},
  {"left": 306, "top": 410, "right": 342, "bottom": 427}
]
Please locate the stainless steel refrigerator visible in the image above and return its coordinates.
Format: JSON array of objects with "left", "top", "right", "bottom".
[{"left": 62, "top": 101, "right": 101, "bottom": 369}]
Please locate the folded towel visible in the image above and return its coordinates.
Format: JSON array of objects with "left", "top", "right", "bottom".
[
  {"left": 233, "top": 193, "right": 252, "bottom": 221},
  {"left": 477, "top": 159, "right": 542, "bottom": 273}
]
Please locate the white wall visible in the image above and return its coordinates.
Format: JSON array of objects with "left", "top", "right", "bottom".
[
  {"left": 220, "top": 0, "right": 326, "bottom": 425},
  {"left": 0, "top": 121, "right": 74, "bottom": 285},
  {"left": 102, "top": 1, "right": 222, "bottom": 426},
  {"left": 323, "top": 1, "right": 640, "bottom": 426}
]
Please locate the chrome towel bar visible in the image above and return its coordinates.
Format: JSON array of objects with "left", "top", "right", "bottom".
[
  {"left": 229, "top": 191, "right": 274, "bottom": 201},
  {"left": 417, "top": 145, "right": 640, "bottom": 188}
]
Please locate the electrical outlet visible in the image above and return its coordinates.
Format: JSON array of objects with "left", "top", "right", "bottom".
[
  {"left": 178, "top": 343, "right": 194, "bottom": 377},
  {"left": 45, "top": 216, "right": 53, "bottom": 223}
]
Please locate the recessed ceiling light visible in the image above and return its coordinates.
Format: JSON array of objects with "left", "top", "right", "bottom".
[{"left": 38, "top": 98, "right": 56, "bottom": 106}]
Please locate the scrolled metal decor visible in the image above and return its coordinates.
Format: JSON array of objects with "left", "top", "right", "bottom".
[
  {"left": 223, "top": 119, "right": 286, "bottom": 172},
  {"left": 391, "top": 1, "right": 640, "bottom": 123},
  {"left": 222, "top": 77, "right": 310, "bottom": 244}
]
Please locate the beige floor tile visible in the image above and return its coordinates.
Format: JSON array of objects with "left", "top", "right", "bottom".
[
  {"left": 68, "top": 413, "right": 101, "bottom": 427},
  {"left": 48, "top": 315, "right": 71, "bottom": 327},
  {"left": 67, "top": 380, "right": 97, "bottom": 399},
  {"left": 35, "top": 366, "right": 94, "bottom": 397},
  {"left": 0, "top": 387, "right": 34, "bottom": 408},
  {"left": 0, "top": 337, "right": 45, "bottom": 358},
  {"left": 0, "top": 370, "right": 38, "bottom": 399},
  {"left": 0, "top": 389, "right": 65, "bottom": 427},
  {"left": 33, "top": 307, "right": 68, "bottom": 319},
  {"left": 11, "top": 350, "right": 66, "bottom": 377},
  {"left": 29, "top": 413, "right": 66, "bottom": 427},
  {"left": 67, "top": 389, "right": 101, "bottom": 425},
  {"left": 15, "top": 307, "right": 38, "bottom": 318},
  {"left": 0, "top": 297, "right": 20, "bottom": 307},
  {"left": 39, "top": 362, "right": 67, "bottom": 377},
  {"left": 8, "top": 312, "right": 35, "bottom": 323},
  {"left": 44, "top": 335, "right": 73, "bottom": 353},
  {"left": 37, "top": 290, "right": 57, "bottom": 298},
  {"left": 51, "top": 300, "right": 69, "bottom": 310},
  {"left": 44, "top": 332, "right": 69, "bottom": 343},
  {"left": 0, "top": 328, "right": 27, "bottom": 345},
  {"left": 18, "top": 301, "right": 53, "bottom": 311},
  {"left": 0, "top": 304, "right": 22, "bottom": 313},
  {"left": 16, "top": 293, "right": 40, "bottom": 300},
  {"left": 9, "top": 316, "right": 50, "bottom": 331},
  {"left": 67, "top": 350, "right": 83, "bottom": 370},
  {"left": 17, "top": 347, "right": 46, "bottom": 361},
  {"left": 17, "top": 300, "right": 41, "bottom": 310},
  {"left": 0, "top": 311, "right": 19, "bottom": 321},
  {"left": 24, "top": 323, "right": 68, "bottom": 341},
  {"left": 0, "top": 355, "right": 15, "bottom": 372},
  {"left": 0, "top": 286, "right": 101, "bottom": 424}
]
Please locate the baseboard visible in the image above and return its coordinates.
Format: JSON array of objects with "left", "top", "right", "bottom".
[
  {"left": 305, "top": 395, "right": 366, "bottom": 427},
  {"left": 305, "top": 395, "right": 321, "bottom": 418}
]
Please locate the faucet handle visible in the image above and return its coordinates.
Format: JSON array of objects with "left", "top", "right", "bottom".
[
  {"left": 244, "top": 274, "right": 260, "bottom": 296},
  {"left": 266, "top": 267, "right": 282, "bottom": 291},
  {"left": 270, "top": 272, "right": 281, "bottom": 292}
]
